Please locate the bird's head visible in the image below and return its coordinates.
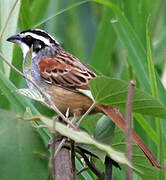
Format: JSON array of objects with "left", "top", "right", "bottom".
[{"left": 7, "top": 29, "right": 60, "bottom": 58}]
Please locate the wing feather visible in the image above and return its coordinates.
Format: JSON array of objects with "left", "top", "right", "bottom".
[{"left": 38, "top": 50, "right": 96, "bottom": 91}]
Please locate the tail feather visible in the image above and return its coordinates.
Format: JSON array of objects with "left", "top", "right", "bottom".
[{"left": 99, "top": 105, "right": 161, "bottom": 169}]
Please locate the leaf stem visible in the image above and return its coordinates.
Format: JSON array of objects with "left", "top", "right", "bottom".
[
  {"left": 76, "top": 101, "right": 96, "bottom": 128},
  {"left": 126, "top": 80, "right": 135, "bottom": 180}
]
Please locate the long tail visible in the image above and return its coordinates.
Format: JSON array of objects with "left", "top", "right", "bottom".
[{"left": 98, "top": 105, "right": 161, "bottom": 169}]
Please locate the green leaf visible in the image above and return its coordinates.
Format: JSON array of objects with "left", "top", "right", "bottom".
[
  {"left": 76, "top": 157, "right": 94, "bottom": 180},
  {"left": 91, "top": 0, "right": 150, "bottom": 92},
  {"left": 0, "top": 109, "right": 48, "bottom": 180},
  {"left": 146, "top": 17, "right": 158, "bottom": 98},
  {"left": 154, "top": 31, "right": 166, "bottom": 63},
  {"left": 134, "top": 113, "right": 158, "bottom": 145},
  {"left": 19, "top": 0, "right": 33, "bottom": 29},
  {"left": 80, "top": 113, "right": 102, "bottom": 135},
  {"left": 31, "top": 0, "right": 50, "bottom": 26},
  {"left": 146, "top": 17, "right": 163, "bottom": 179},
  {"left": 90, "top": 76, "right": 166, "bottom": 119},
  {"left": 79, "top": 115, "right": 115, "bottom": 164},
  {"left": 94, "top": 115, "right": 115, "bottom": 145},
  {"left": 23, "top": 46, "right": 33, "bottom": 74},
  {"left": 90, "top": 7, "right": 117, "bottom": 74},
  {"left": 112, "top": 127, "right": 159, "bottom": 180},
  {"left": 15, "top": 88, "right": 44, "bottom": 103},
  {"left": 78, "top": 143, "right": 106, "bottom": 163},
  {"left": 40, "top": 115, "right": 134, "bottom": 169},
  {"left": 91, "top": 0, "right": 166, "bottom": 108},
  {"left": 9, "top": 45, "right": 24, "bottom": 87}
]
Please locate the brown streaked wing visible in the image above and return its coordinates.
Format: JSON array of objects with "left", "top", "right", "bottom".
[{"left": 38, "top": 50, "right": 97, "bottom": 91}]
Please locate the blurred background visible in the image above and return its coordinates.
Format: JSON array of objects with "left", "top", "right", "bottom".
[{"left": 0, "top": 0, "right": 166, "bottom": 179}]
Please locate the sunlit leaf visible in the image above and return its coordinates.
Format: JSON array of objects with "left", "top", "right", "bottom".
[
  {"left": 15, "top": 88, "right": 44, "bottom": 103},
  {"left": 78, "top": 89, "right": 94, "bottom": 100},
  {"left": 23, "top": 46, "right": 33, "bottom": 74},
  {"left": 40, "top": 116, "right": 135, "bottom": 169}
]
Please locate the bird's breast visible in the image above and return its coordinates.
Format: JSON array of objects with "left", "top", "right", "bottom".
[{"left": 44, "top": 84, "right": 100, "bottom": 116}]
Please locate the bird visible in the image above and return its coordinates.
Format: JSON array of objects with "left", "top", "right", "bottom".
[{"left": 7, "top": 29, "right": 161, "bottom": 169}]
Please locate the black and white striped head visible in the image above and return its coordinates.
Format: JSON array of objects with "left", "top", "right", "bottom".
[{"left": 7, "top": 29, "right": 60, "bottom": 58}]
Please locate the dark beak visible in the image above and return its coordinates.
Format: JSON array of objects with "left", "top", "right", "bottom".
[{"left": 6, "top": 33, "right": 21, "bottom": 43}]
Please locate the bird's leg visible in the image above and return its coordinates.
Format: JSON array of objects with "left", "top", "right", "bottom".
[
  {"left": 53, "top": 110, "right": 79, "bottom": 153},
  {"left": 65, "top": 108, "right": 78, "bottom": 127},
  {"left": 76, "top": 102, "right": 96, "bottom": 129},
  {"left": 70, "top": 113, "right": 79, "bottom": 126}
]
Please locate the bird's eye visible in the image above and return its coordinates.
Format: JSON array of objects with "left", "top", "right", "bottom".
[
  {"left": 26, "top": 35, "right": 32, "bottom": 40},
  {"left": 33, "top": 41, "right": 42, "bottom": 52}
]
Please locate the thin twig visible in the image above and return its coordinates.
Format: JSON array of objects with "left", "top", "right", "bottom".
[
  {"left": 0, "top": 53, "right": 75, "bottom": 129},
  {"left": 76, "top": 101, "right": 96, "bottom": 128},
  {"left": 35, "top": 125, "right": 48, "bottom": 129},
  {"left": 25, "top": 116, "right": 41, "bottom": 121},
  {"left": 78, "top": 149, "right": 104, "bottom": 180},
  {"left": 77, "top": 167, "right": 89, "bottom": 175},
  {"left": 104, "top": 156, "right": 113, "bottom": 180},
  {"left": 54, "top": 137, "right": 66, "bottom": 157},
  {"left": 71, "top": 140, "right": 76, "bottom": 180},
  {"left": 126, "top": 80, "right": 135, "bottom": 180}
]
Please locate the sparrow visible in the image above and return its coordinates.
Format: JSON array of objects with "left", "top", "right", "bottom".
[{"left": 7, "top": 29, "right": 161, "bottom": 169}]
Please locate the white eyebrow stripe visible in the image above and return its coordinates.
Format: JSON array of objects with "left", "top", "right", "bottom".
[
  {"left": 23, "top": 32, "right": 53, "bottom": 46},
  {"left": 32, "top": 29, "right": 57, "bottom": 42}
]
